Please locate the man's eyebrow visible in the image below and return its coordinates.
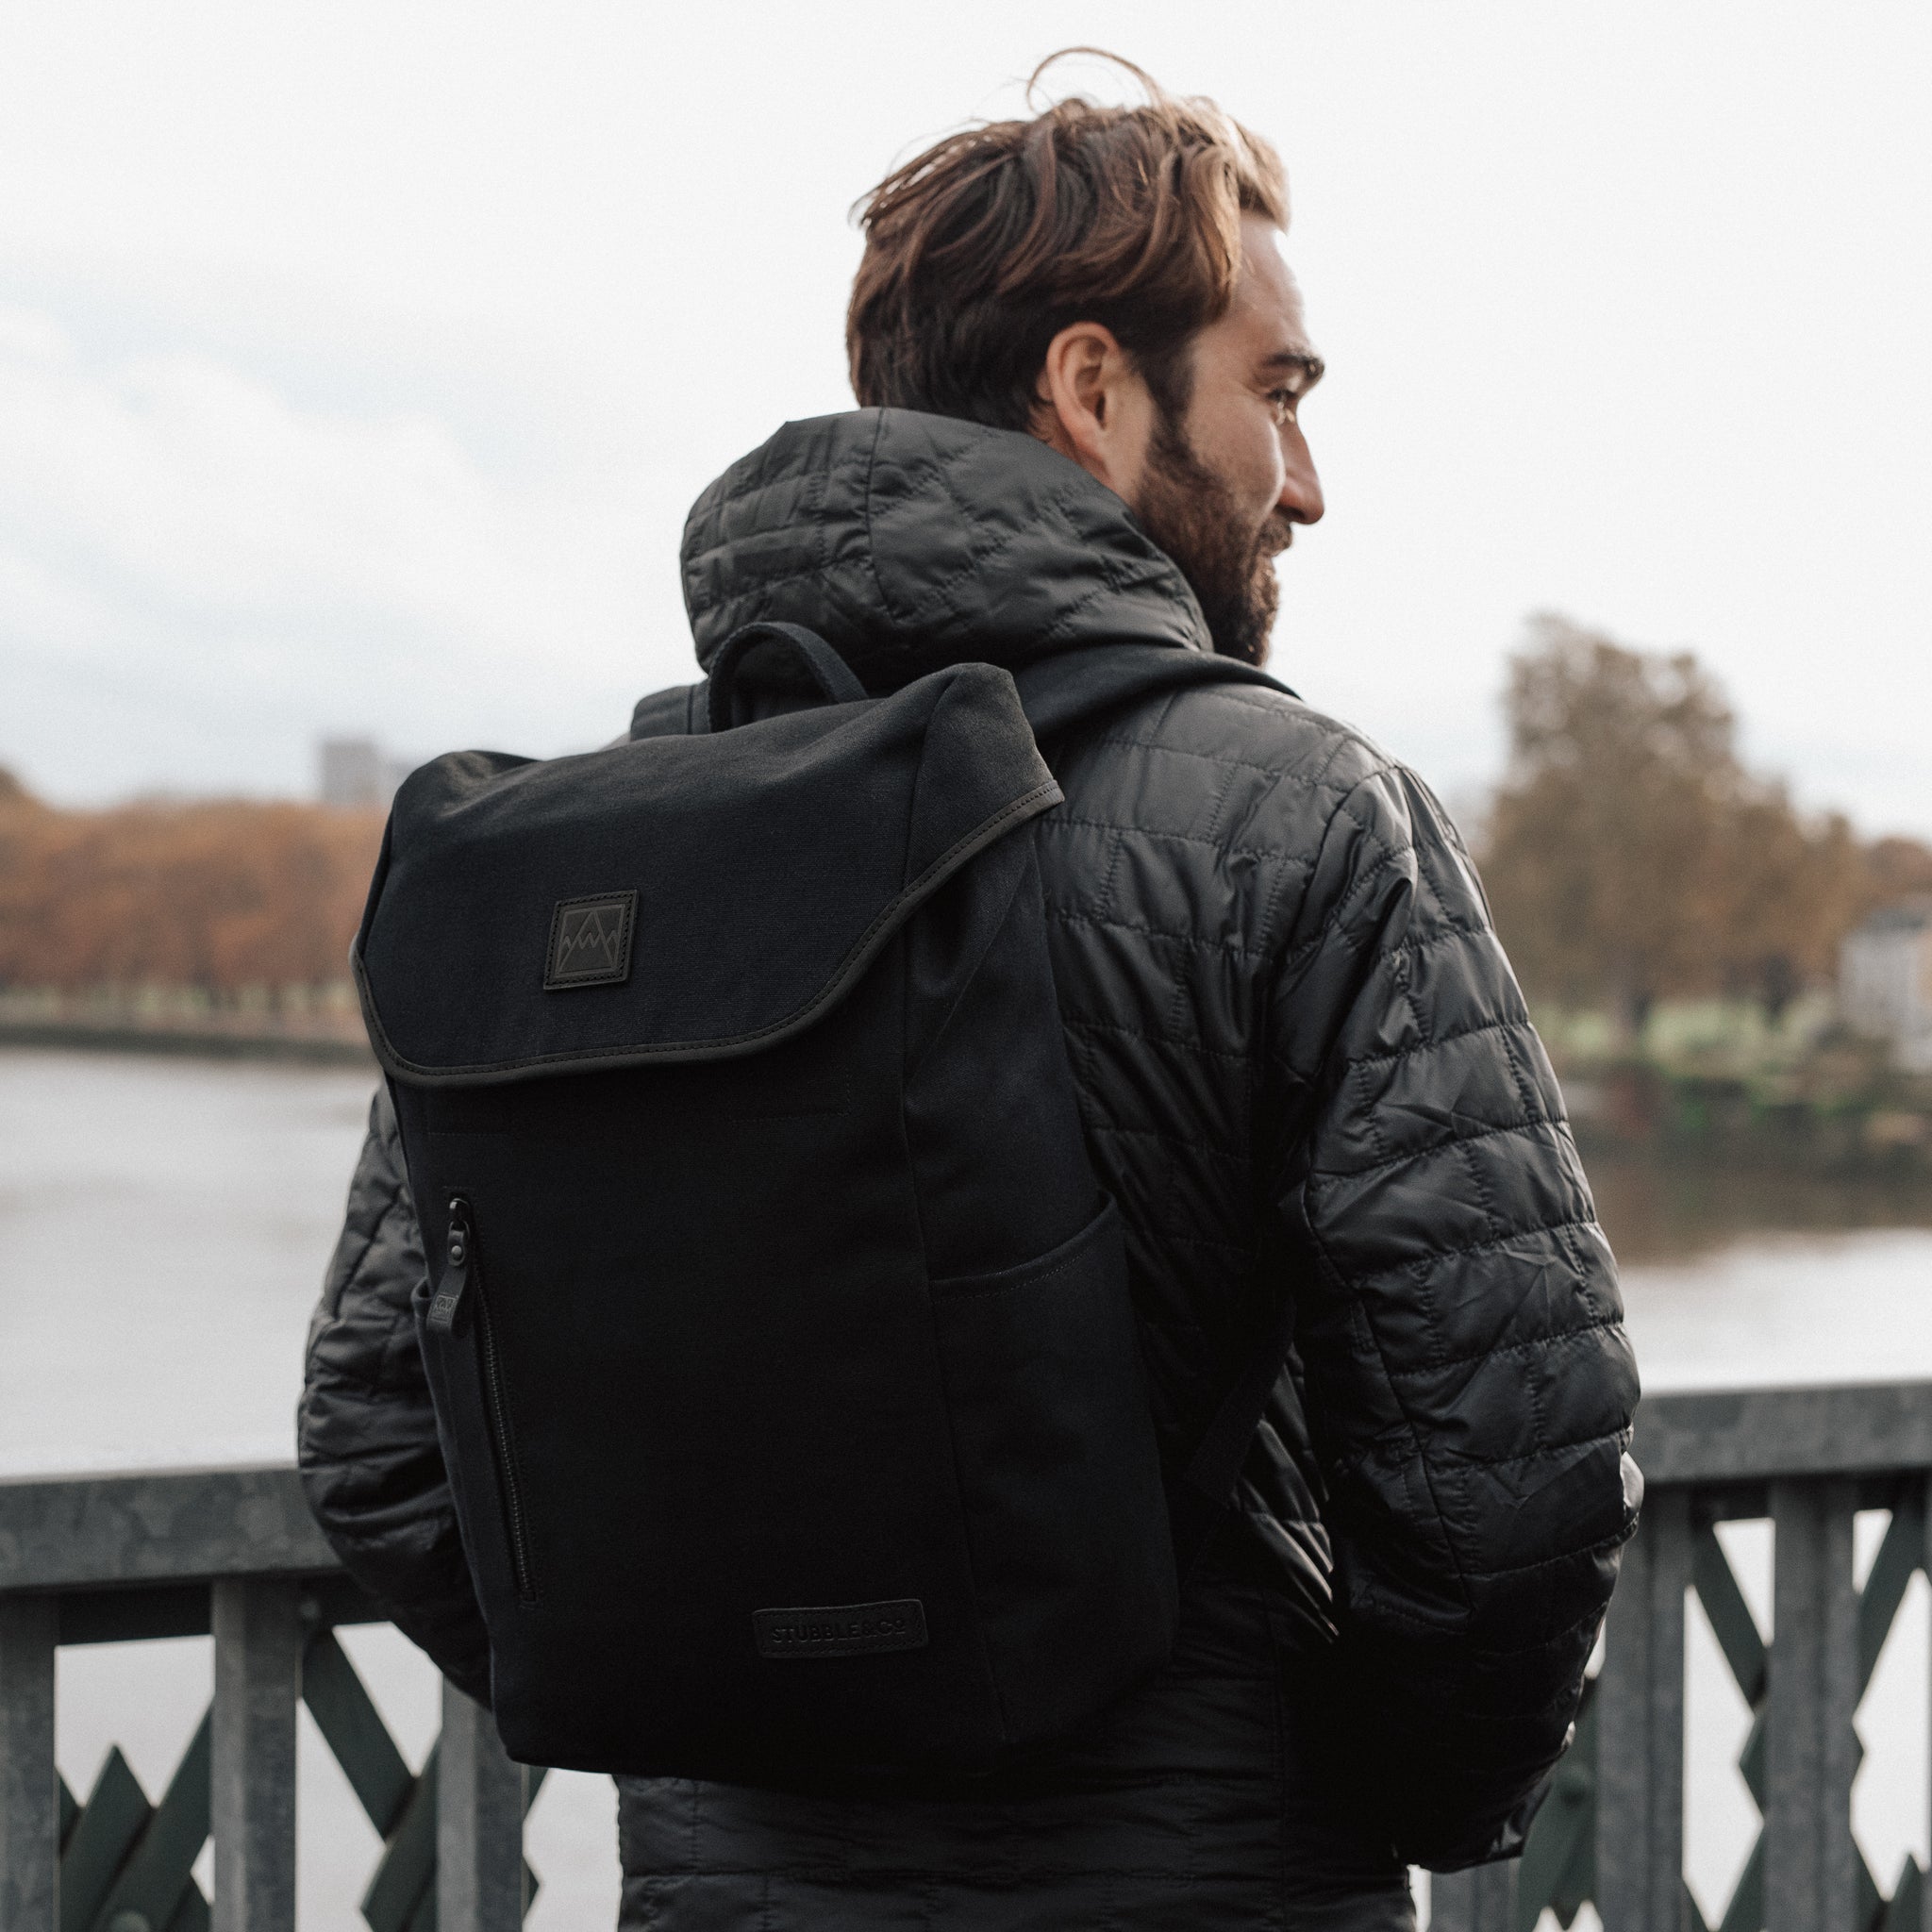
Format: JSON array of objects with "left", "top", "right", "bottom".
[{"left": 1261, "top": 348, "right": 1325, "bottom": 389}]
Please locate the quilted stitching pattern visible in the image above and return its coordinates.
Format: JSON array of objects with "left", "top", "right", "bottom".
[
  {"left": 681, "top": 409, "right": 1212, "bottom": 688},
  {"left": 677, "top": 410, "right": 1638, "bottom": 1869},
  {"left": 300, "top": 408, "right": 1639, "bottom": 1896},
  {"left": 1067, "top": 701, "right": 1639, "bottom": 1851}
]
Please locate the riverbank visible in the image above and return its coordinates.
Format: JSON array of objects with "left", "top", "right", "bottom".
[
  {"left": 0, "top": 1016, "right": 374, "bottom": 1065},
  {"left": 1565, "top": 1058, "right": 1932, "bottom": 1177},
  {"left": 1540, "top": 998, "right": 1932, "bottom": 1178},
  {"left": 1586, "top": 1147, "right": 1932, "bottom": 1262},
  {"left": 0, "top": 989, "right": 374, "bottom": 1066},
  {"left": 6, "top": 1043, "right": 1931, "bottom": 1923}
]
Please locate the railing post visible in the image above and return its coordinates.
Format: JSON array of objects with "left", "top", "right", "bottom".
[
  {"left": 0, "top": 1595, "right": 58, "bottom": 1932},
  {"left": 211, "top": 1577, "right": 302, "bottom": 1932},
  {"left": 1765, "top": 1478, "right": 1858, "bottom": 1932},
  {"left": 437, "top": 1682, "right": 525, "bottom": 1931},
  {"left": 1596, "top": 1487, "right": 1690, "bottom": 1932},
  {"left": 1428, "top": 1859, "right": 1515, "bottom": 1931}
]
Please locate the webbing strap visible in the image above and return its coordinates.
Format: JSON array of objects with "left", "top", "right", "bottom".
[
  {"left": 707, "top": 621, "right": 867, "bottom": 732},
  {"left": 1016, "top": 645, "right": 1302, "bottom": 1566},
  {"left": 1013, "top": 644, "right": 1292, "bottom": 741}
]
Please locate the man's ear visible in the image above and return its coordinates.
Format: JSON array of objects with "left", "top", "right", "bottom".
[{"left": 1030, "top": 321, "right": 1154, "bottom": 498}]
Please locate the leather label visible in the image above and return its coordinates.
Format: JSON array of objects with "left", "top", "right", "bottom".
[
  {"left": 543, "top": 891, "right": 637, "bottom": 990},
  {"left": 753, "top": 1598, "right": 928, "bottom": 1660}
]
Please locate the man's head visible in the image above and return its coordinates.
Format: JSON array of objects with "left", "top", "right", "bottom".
[{"left": 847, "top": 53, "right": 1324, "bottom": 664}]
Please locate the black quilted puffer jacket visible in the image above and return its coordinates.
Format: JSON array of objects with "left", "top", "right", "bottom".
[{"left": 301, "top": 408, "right": 1640, "bottom": 1925}]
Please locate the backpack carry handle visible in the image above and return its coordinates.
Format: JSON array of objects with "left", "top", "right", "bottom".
[{"left": 707, "top": 622, "right": 867, "bottom": 732}]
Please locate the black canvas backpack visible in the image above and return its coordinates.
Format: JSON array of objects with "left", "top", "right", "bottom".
[{"left": 353, "top": 624, "right": 1293, "bottom": 1781}]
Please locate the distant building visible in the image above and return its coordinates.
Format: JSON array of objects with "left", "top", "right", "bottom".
[
  {"left": 318, "top": 738, "right": 416, "bottom": 810},
  {"left": 1840, "top": 899, "right": 1932, "bottom": 1073}
]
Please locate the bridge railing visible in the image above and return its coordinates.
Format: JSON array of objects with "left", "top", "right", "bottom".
[
  {"left": 6, "top": 1381, "right": 1931, "bottom": 1931},
  {"left": 1434, "top": 1380, "right": 1932, "bottom": 1932},
  {"left": 0, "top": 1464, "right": 534, "bottom": 1932}
]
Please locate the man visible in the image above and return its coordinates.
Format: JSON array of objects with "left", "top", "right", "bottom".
[{"left": 303, "top": 57, "right": 1640, "bottom": 1930}]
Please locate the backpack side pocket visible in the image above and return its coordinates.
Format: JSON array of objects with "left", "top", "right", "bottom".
[{"left": 929, "top": 1197, "right": 1177, "bottom": 1749}]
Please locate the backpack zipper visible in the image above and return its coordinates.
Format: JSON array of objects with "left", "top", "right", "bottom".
[
  {"left": 439, "top": 1196, "right": 537, "bottom": 1604},
  {"left": 425, "top": 1204, "right": 472, "bottom": 1334}
]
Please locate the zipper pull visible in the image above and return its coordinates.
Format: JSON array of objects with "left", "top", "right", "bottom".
[{"left": 427, "top": 1196, "right": 473, "bottom": 1336}]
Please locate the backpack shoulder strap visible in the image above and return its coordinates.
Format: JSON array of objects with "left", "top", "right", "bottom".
[
  {"left": 1016, "top": 645, "right": 1307, "bottom": 1576},
  {"left": 635, "top": 643, "right": 1286, "bottom": 746},
  {"left": 1013, "top": 644, "right": 1293, "bottom": 741}
]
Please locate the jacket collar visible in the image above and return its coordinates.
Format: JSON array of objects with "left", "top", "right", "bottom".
[{"left": 680, "top": 408, "right": 1210, "bottom": 687}]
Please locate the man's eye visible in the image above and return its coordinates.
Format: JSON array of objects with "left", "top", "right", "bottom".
[{"left": 1270, "top": 390, "right": 1298, "bottom": 425}]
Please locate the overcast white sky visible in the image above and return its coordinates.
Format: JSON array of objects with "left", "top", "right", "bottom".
[{"left": 1, "top": 2, "right": 1926, "bottom": 836}]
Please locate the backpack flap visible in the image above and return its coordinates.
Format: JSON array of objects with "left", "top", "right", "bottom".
[{"left": 353, "top": 660, "right": 1060, "bottom": 1083}]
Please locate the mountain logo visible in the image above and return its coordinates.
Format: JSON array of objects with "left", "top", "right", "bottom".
[{"left": 543, "top": 891, "right": 638, "bottom": 990}]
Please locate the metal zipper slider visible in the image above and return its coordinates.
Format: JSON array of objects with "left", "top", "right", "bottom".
[{"left": 427, "top": 1196, "right": 473, "bottom": 1336}]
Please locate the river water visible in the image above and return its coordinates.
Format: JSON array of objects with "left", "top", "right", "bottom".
[{"left": 4, "top": 1047, "right": 1931, "bottom": 1926}]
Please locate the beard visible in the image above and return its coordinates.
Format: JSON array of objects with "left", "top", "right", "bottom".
[{"left": 1131, "top": 413, "right": 1294, "bottom": 667}]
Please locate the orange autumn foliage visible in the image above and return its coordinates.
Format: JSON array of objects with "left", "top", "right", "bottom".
[
  {"left": 1479, "top": 617, "right": 1932, "bottom": 1024},
  {"left": 0, "top": 770, "right": 383, "bottom": 992}
]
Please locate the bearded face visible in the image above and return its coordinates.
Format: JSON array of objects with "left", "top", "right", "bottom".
[{"left": 1131, "top": 407, "right": 1298, "bottom": 668}]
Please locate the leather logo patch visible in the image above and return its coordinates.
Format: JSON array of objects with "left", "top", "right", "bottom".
[
  {"left": 543, "top": 891, "right": 637, "bottom": 990},
  {"left": 753, "top": 1598, "right": 928, "bottom": 1660}
]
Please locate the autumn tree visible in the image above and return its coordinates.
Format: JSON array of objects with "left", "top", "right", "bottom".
[
  {"left": 1865, "top": 836, "right": 1932, "bottom": 906},
  {"left": 0, "top": 771, "right": 383, "bottom": 995},
  {"left": 1479, "top": 616, "right": 1882, "bottom": 1031}
]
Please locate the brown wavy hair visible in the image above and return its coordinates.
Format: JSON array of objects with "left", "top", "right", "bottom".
[{"left": 847, "top": 52, "right": 1287, "bottom": 431}]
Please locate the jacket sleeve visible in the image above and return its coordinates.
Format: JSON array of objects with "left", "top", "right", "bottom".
[
  {"left": 297, "top": 1085, "right": 493, "bottom": 1706},
  {"left": 1264, "top": 762, "right": 1641, "bottom": 1869}
]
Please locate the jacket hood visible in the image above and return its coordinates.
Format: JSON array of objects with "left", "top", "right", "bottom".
[{"left": 680, "top": 408, "right": 1211, "bottom": 686}]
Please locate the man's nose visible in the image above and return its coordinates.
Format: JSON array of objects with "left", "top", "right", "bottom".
[{"left": 1279, "top": 429, "right": 1324, "bottom": 525}]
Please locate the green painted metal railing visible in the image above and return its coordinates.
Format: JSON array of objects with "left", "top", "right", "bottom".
[
  {"left": 1433, "top": 1381, "right": 1932, "bottom": 1932},
  {"left": 9, "top": 1381, "right": 1932, "bottom": 1931},
  {"left": 0, "top": 1468, "right": 535, "bottom": 1932},
  {"left": 42, "top": 1610, "right": 544, "bottom": 1931}
]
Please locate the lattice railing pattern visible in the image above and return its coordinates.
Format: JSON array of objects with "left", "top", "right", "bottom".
[
  {"left": 1434, "top": 1382, "right": 1932, "bottom": 1932},
  {"left": 46, "top": 1613, "right": 545, "bottom": 1932},
  {"left": 11, "top": 1390, "right": 1932, "bottom": 1932},
  {"left": 0, "top": 1465, "right": 544, "bottom": 1932}
]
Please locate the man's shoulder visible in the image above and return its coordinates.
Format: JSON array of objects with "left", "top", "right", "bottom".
[{"left": 1061, "top": 675, "right": 1407, "bottom": 841}]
